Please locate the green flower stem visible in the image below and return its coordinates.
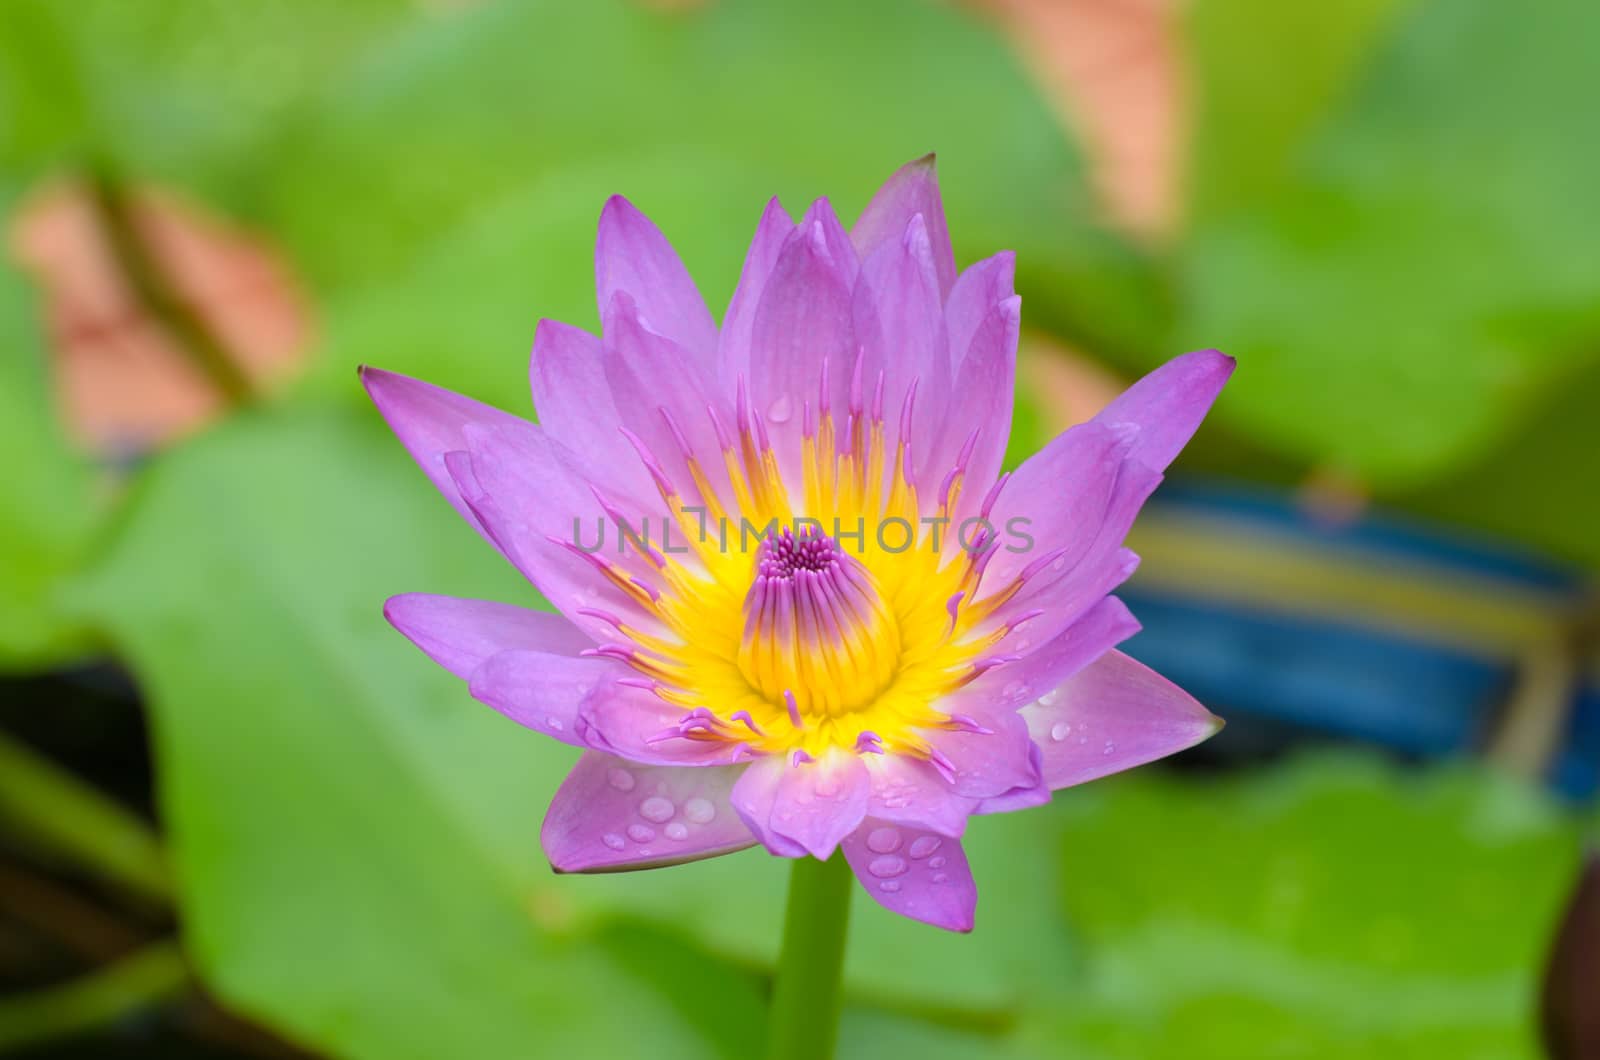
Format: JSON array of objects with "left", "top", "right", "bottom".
[
  {"left": 766, "top": 853, "right": 853, "bottom": 1060},
  {"left": 0, "top": 941, "right": 189, "bottom": 1053},
  {"left": 86, "top": 165, "right": 256, "bottom": 406},
  {"left": 0, "top": 730, "right": 171, "bottom": 906}
]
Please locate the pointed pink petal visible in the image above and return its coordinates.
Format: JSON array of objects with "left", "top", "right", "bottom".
[
  {"left": 1023, "top": 650, "right": 1222, "bottom": 790},
  {"left": 529, "top": 318, "right": 655, "bottom": 500},
  {"left": 863, "top": 755, "right": 975, "bottom": 837},
  {"left": 447, "top": 421, "right": 666, "bottom": 638},
  {"left": 944, "top": 251, "right": 1015, "bottom": 372},
  {"left": 977, "top": 421, "right": 1157, "bottom": 612},
  {"left": 601, "top": 290, "right": 729, "bottom": 489},
  {"left": 1092, "top": 349, "right": 1234, "bottom": 472},
  {"left": 720, "top": 197, "right": 796, "bottom": 388},
  {"left": 842, "top": 819, "right": 975, "bottom": 932},
  {"left": 542, "top": 752, "right": 755, "bottom": 872},
  {"left": 361, "top": 367, "right": 536, "bottom": 557},
  {"left": 748, "top": 202, "right": 857, "bottom": 468},
  {"left": 920, "top": 710, "right": 1040, "bottom": 799},
  {"left": 384, "top": 594, "right": 593, "bottom": 680},
  {"left": 971, "top": 779, "right": 1051, "bottom": 816},
  {"left": 854, "top": 212, "right": 949, "bottom": 465},
  {"left": 920, "top": 294, "right": 1017, "bottom": 520},
  {"left": 851, "top": 155, "right": 957, "bottom": 298},
  {"left": 466, "top": 648, "right": 617, "bottom": 747},
  {"left": 726, "top": 756, "right": 806, "bottom": 857},
  {"left": 595, "top": 196, "right": 717, "bottom": 365},
  {"left": 732, "top": 751, "right": 870, "bottom": 860},
  {"left": 949, "top": 596, "right": 1141, "bottom": 715},
  {"left": 578, "top": 681, "right": 753, "bottom": 767}
]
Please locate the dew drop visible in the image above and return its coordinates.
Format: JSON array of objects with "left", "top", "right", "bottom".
[
  {"left": 602, "top": 833, "right": 626, "bottom": 851},
  {"left": 1050, "top": 721, "right": 1073, "bottom": 742},
  {"left": 665, "top": 822, "right": 689, "bottom": 841},
  {"left": 815, "top": 777, "right": 840, "bottom": 799},
  {"left": 866, "top": 827, "right": 902, "bottom": 854},
  {"left": 879, "top": 879, "right": 902, "bottom": 893},
  {"left": 683, "top": 797, "right": 716, "bottom": 824},
  {"left": 545, "top": 715, "right": 564, "bottom": 732},
  {"left": 627, "top": 824, "right": 656, "bottom": 843},
  {"left": 1002, "top": 680, "right": 1025, "bottom": 699},
  {"left": 868, "top": 855, "right": 908, "bottom": 878},
  {"left": 927, "top": 855, "right": 947, "bottom": 870},
  {"left": 932, "top": 873, "right": 949, "bottom": 884},
  {"left": 1051, "top": 557, "right": 1066, "bottom": 572},
  {"left": 908, "top": 836, "right": 941, "bottom": 859},
  {"left": 607, "top": 768, "right": 636, "bottom": 792},
  {"left": 1102, "top": 740, "right": 1116, "bottom": 756},
  {"left": 767, "top": 394, "right": 794, "bottom": 424},
  {"left": 640, "top": 796, "right": 676, "bottom": 823}
]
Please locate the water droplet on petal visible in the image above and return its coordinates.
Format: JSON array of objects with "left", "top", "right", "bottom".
[
  {"left": 767, "top": 394, "right": 793, "bottom": 424},
  {"left": 815, "top": 777, "right": 840, "bottom": 798},
  {"left": 932, "top": 873, "right": 949, "bottom": 884},
  {"left": 627, "top": 823, "right": 656, "bottom": 843},
  {"left": 927, "top": 855, "right": 947, "bottom": 870},
  {"left": 868, "top": 855, "right": 908, "bottom": 878},
  {"left": 602, "top": 833, "right": 626, "bottom": 851},
  {"left": 1102, "top": 740, "right": 1115, "bottom": 756},
  {"left": 607, "top": 768, "right": 636, "bottom": 791},
  {"left": 1051, "top": 557, "right": 1066, "bottom": 572},
  {"left": 908, "top": 836, "right": 941, "bottom": 859},
  {"left": 879, "top": 879, "right": 902, "bottom": 893},
  {"left": 683, "top": 797, "right": 716, "bottom": 824},
  {"left": 640, "top": 796, "right": 676, "bottom": 823},
  {"left": 545, "top": 715, "right": 565, "bottom": 732},
  {"left": 866, "top": 827, "right": 902, "bottom": 854},
  {"left": 1050, "top": 721, "right": 1072, "bottom": 742},
  {"left": 665, "top": 822, "right": 689, "bottom": 841},
  {"left": 1003, "top": 680, "right": 1025, "bottom": 698}
]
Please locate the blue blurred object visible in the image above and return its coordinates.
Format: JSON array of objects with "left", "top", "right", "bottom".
[{"left": 1118, "top": 479, "right": 1600, "bottom": 799}]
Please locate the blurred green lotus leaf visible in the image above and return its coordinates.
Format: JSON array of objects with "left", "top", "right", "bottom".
[{"left": 1177, "top": 0, "right": 1600, "bottom": 485}]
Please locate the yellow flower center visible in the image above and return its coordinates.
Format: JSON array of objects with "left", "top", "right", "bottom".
[{"left": 587, "top": 382, "right": 1025, "bottom": 758}]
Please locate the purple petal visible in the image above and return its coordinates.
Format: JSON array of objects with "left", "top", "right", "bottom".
[
  {"left": 595, "top": 196, "right": 718, "bottom": 365},
  {"left": 950, "top": 596, "right": 1141, "bottom": 715},
  {"left": 920, "top": 709, "right": 1040, "bottom": 800},
  {"left": 944, "top": 252, "right": 1015, "bottom": 371},
  {"left": 467, "top": 648, "right": 618, "bottom": 747},
  {"left": 447, "top": 421, "right": 666, "bottom": 638},
  {"left": 726, "top": 756, "right": 807, "bottom": 857},
  {"left": 863, "top": 754, "right": 975, "bottom": 837},
  {"left": 842, "top": 819, "right": 975, "bottom": 932},
  {"left": 748, "top": 204, "right": 857, "bottom": 466},
  {"left": 731, "top": 751, "right": 870, "bottom": 860},
  {"left": 853, "top": 213, "right": 950, "bottom": 466},
  {"left": 851, "top": 155, "right": 957, "bottom": 298},
  {"left": 542, "top": 752, "right": 755, "bottom": 873},
  {"left": 529, "top": 319, "right": 656, "bottom": 500},
  {"left": 971, "top": 778, "right": 1052, "bottom": 816},
  {"left": 361, "top": 368, "right": 537, "bottom": 557},
  {"left": 976, "top": 421, "right": 1150, "bottom": 606},
  {"left": 1092, "top": 349, "right": 1234, "bottom": 472},
  {"left": 1023, "top": 649, "right": 1222, "bottom": 790},
  {"left": 601, "top": 290, "right": 730, "bottom": 493},
  {"left": 578, "top": 681, "right": 753, "bottom": 767},
  {"left": 720, "top": 197, "right": 796, "bottom": 388},
  {"left": 384, "top": 594, "right": 593, "bottom": 680},
  {"left": 920, "top": 294, "right": 1018, "bottom": 521}
]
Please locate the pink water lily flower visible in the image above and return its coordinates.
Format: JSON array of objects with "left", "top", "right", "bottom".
[{"left": 365, "top": 157, "right": 1231, "bottom": 932}]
